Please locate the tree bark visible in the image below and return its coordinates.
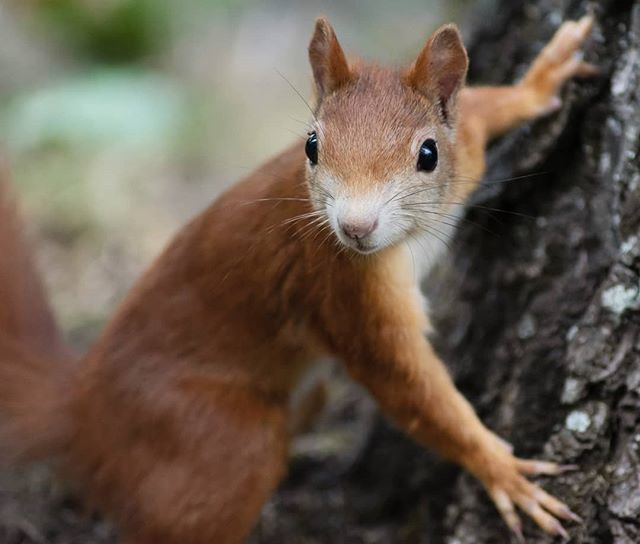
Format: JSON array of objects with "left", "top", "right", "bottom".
[{"left": 256, "top": 1, "right": 640, "bottom": 542}]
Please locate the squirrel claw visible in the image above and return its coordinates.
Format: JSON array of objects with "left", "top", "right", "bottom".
[
  {"left": 513, "top": 526, "right": 526, "bottom": 544},
  {"left": 516, "top": 459, "right": 578, "bottom": 475},
  {"left": 521, "top": 14, "right": 597, "bottom": 118},
  {"left": 561, "top": 506, "right": 583, "bottom": 523},
  {"left": 490, "top": 488, "right": 524, "bottom": 541},
  {"left": 479, "top": 454, "right": 581, "bottom": 540},
  {"left": 575, "top": 61, "right": 601, "bottom": 78}
]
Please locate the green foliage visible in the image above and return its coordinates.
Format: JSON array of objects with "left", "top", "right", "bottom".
[
  {"left": 38, "top": 0, "right": 171, "bottom": 63},
  {"left": 2, "top": 69, "right": 187, "bottom": 152}
]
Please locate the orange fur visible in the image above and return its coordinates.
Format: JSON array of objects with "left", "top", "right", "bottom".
[
  {"left": 0, "top": 15, "right": 595, "bottom": 543},
  {"left": 0, "top": 161, "right": 68, "bottom": 361},
  {"left": 0, "top": 161, "right": 72, "bottom": 463}
]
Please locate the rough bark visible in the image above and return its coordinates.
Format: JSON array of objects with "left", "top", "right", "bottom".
[{"left": 1, "top": 1, "right": 639, "bottom": 543}]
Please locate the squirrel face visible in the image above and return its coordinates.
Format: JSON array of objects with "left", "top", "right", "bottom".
[{"left": 305, "top": 18, "right": 468, "bottom": 255}]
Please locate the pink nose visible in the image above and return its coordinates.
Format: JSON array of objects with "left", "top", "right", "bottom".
[{"left": 339, "top": 218, "right": 378, "bottom": 240}]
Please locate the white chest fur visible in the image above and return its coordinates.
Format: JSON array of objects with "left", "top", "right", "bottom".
[
  {"left": 404, "top": 206, "right": 462, "bottom": 328},
  {"left": 404, "top": 215, "right": 459, "bottom": 283}
]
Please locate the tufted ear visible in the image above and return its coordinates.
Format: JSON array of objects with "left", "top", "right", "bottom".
[
  {"left": 308, "top": 17, "right": 352, "bottom": 101},
  {"left": 407, "top": 24, "right": 468, "bottom": 124}
]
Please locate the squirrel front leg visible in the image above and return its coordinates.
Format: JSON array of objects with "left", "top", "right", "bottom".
[
  {"left": 455, "top": 15, "right": 596, "bottom": 195},
  {"left": 321, "top": 249, "right": 579, "bottom": 540}
]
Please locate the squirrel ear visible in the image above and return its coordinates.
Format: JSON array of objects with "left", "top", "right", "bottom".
[
  {"left": 407, "top": 24, "right": 468, "bottom": 124},
  {"left": 308, "top": 17, "right": 352, "bottom": 100}
]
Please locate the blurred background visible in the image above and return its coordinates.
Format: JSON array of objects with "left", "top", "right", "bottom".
[{"left": 0, "top": 0, "right": 472, "bottom": 346}]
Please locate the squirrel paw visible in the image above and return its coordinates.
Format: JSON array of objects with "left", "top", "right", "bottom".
[
  {"left": 522, "top": 14, "right": 598, "bottom": 116},
  {"left": 480, "top": 456, "right": 581, "bottom": 541}
]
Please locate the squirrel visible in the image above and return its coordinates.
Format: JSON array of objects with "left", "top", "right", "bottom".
[{"left": 0, "top": 14, "right": 596, "bottom": 544}]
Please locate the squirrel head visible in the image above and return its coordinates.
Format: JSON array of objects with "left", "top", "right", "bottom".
[{"left": 305, "top": 17, "right": 468, "bottom": 255}]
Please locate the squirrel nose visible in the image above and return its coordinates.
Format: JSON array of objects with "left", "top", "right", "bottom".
[{"left": 339, "top": 217, "right": 379, "bottom": 240}]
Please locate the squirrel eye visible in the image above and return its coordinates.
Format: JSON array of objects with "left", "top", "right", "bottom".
[
  {"left": 305, "top": 131, "right": 318, "bottom": 165},
  {"left": 417, "top": 139, "right": 438, "bottom": 172}
]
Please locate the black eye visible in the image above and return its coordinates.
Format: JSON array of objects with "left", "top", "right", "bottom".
[
  {"left": 305, "top": 131, "right": 318, "bottom": 165},
  {"left": 417, "top": 139, "right": 438, "bottom": 172}
]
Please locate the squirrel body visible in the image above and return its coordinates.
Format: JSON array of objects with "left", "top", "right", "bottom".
[{"left": 0, "top": 15, "right": 596, "bottom": 543}]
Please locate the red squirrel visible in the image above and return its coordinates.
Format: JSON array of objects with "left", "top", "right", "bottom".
[{"left": 0, "top": 15, "right": 596, "bottom": 543}]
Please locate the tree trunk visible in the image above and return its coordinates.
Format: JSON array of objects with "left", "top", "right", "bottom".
[{"left": 256, "top": 1, "right": 640, "bottom": 542}]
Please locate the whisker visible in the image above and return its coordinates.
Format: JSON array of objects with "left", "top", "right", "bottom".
[
  {"left": 409, "top": 231, "right": 435, "bottom": 265},
  {"left": 264, "top": 210, "right": 323, "bottom": 236},
  {"left": 389, "top": 171, "right": 550, "bottom": 206},
  {"left": 228, "top": 166, "right": 309, "bottom": 188},
  {"left": 451, "top": 170, "right": 550, "bottom": 186},
  {"left": 402, "top": 207, "right": 502, "bottom": 236},
  {"left": 315, "top": 228, "right": 339, "bottom": 258},
  {"left": 289, "top": 116, "right": 315, "bottom": 130},
  {"left": 305, "top": 221, "right": 332, "bottom": 243},
  {"left": 238, "top": 197, "right": 312, "bottom": 207},
  {"left": 407, "top": 218, "right": 454, "bottom": 252},
  {"left": 385, "top": 183, "right": 439, "bottom": 206},
  {"left": 284, "top": 129, "right": 308, "bottom": 139},
  {"left": 275, "top": 68, "right": 319, "bottom": 125},
  {"left": 298, "top": 216, "right": 331, "bottom": 241},
  {"left": 401, "top": 210, "right": 461, "bottom": 232},
  {"left": 279, "top": 210, "right": 325, "bottom": 228},
  {"left": 411, "top": 201, "right": 535, "bottom": 220},
  {"left": 404, "top": 237, "right": 419, "bottom": 282},
  {"left": 309, "top": 184, "right": 335, "bottom": 202},
  {"left": 409, "top": 222, "right": 448, "bottom": 258}
]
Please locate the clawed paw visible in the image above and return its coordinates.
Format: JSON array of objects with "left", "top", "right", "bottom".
[
  {"left": 522, "top": 14, "right": 599, "bottom": 117},
  {"left": 486, "top": 458, "right": 580, "bottom": 542}
]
